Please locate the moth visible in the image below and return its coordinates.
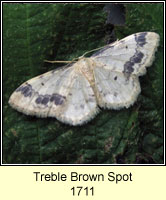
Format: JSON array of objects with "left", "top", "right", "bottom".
[{"left": 9, "top": 32, "right": 160, "bottom": 125}]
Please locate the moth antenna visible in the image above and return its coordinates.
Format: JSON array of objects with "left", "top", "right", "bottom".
[
  {"left": 44, "top": 45, "right": 109, "bottom": 64},
  {"left": 81, "top": 45, "right": 109, "bottom": 57},
  {"left": 44, "top": 60, "right": 76, "bottom": 64}
]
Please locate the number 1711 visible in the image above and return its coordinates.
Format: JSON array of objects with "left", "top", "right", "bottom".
[{"left": 71, "top": 186, "right": 94, "bottom": 196}]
